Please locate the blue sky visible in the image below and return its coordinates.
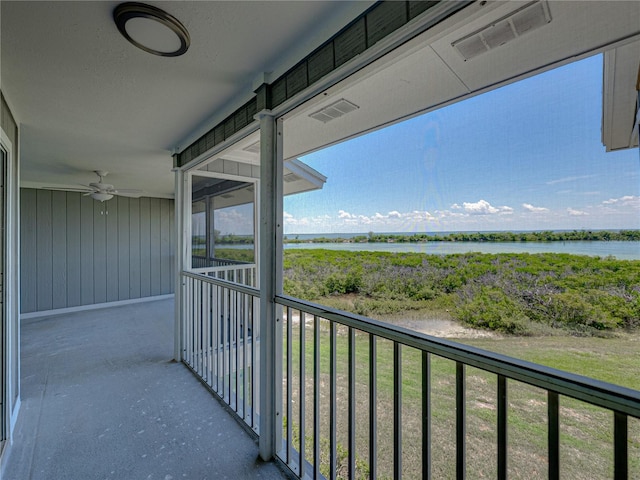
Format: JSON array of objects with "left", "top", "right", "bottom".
[{"left": 282, "top": 54, "right": 640, "bottom": 235}]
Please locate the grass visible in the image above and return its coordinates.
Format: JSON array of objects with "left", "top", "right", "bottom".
[{"left": 282, "top": 315, "right": 640, "bottom": 479}]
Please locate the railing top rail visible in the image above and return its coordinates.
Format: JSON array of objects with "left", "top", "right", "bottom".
[
  {"left": 191, "top": 256, "right": 252, "bottom": 264},
  {"left": 276, "top": 294, "right": 640, "bottom": 418},
  {"left": 182, "top": 270, "right": 260, "bottom": 297},
  {"left": 191, "top": 263, "right": 257, "bottom": 274}
]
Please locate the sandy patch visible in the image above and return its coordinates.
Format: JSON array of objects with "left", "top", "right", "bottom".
[{"left": 283, "top": 309, "right": 497, "bottom": 339}]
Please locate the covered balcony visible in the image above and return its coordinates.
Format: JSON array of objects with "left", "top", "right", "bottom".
[
  {"left": 4, "top": 299, "right": 286, "bottom": 479},
  {"left": 1, "top": 1, "right": 639, "bottom": 479}
]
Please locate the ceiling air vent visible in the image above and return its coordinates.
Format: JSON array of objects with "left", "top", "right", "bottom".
[
  {"left": 452, "top": 1, "right": 551, "bottom": 61},
  {"left": 309, "top": 98, "right": 359, "bottom": 123},
  {"left": 243, "top": 141, "right": 260, "bottom": 153}
]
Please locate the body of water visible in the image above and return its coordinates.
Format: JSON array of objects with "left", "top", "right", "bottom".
[{"left": 283, "top": 240, "right": 640, "bottom": 260}]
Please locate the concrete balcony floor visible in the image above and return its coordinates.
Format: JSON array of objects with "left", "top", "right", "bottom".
[{"left": 4, "top": 298, "right": 286, "bottom": 480}]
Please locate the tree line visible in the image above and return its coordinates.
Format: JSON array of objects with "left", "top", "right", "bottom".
[{"left": 283, "top": 229, "right": 640, "bottom": 244}]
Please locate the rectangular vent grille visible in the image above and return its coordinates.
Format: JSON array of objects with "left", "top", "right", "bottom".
[
  {"left": 309, "top": 98, "right": 359, "bottom": 123},
  {"left": 243, "top": 141, "right": 260, "bottom": 154},
  {"left": 452, "top": 1, "right": 551, "bottom": 61}
]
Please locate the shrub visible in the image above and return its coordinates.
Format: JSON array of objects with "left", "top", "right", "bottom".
[
  {"left": 543, "top": 291, "right": 619, "bottom": 330},
  {"left": 456, "top": 287, "right": 530, "bottom": 334}
]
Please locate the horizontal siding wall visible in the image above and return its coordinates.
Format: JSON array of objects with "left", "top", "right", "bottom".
[{"left": 20, "top": 189, "right": 175, "bottom": 314}]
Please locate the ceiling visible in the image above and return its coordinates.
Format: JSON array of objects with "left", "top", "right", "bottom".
[
  {"left": 0, "top": 0, "right": 373, "bottom": 198},
  {"left": 2, "top": 1, "right": 639, "bottom": 201}
]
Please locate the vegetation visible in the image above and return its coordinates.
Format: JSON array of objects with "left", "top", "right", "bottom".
[
  {"left": 279, "top": 245, "right": 640, "bottom": 478},
  {"left": 215, "top": 248, "right": 254, "bottom": 263},
  {"left": 282, "top": 250, "right": 640, "bottom": 335},
  {"left": 191, "top": 248, "right": 254, "bottom": 262},
  {"left": 284, "top": 229, "right": 640, "bottom": 244}
]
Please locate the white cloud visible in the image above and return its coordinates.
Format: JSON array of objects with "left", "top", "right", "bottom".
[
  {"left": 457, "top": 199, "right": 513, "bottom": 215},
  {"left": 338, "top": 210, "right": 353, "bottom": 219},
  {"left": 388, "top": 210, "right": 401, "bottom": 218},
  {"left": 215, "top": 208, "right": 254, "bottom": 234},
  {"left": 522, "top": 203, "right": 549, "bottom": 213},
  {"left": 602, "top": 195, "right": 640, "bottom": 207},
  {"left": 567, "top": 208, "right": 588, "bottom": 216},
  {"left": 546, "top": 174, "right": 597, "bottom": 185}
]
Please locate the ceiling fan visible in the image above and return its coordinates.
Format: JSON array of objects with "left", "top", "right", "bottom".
[{"left": 79, "top": 170, "right": 144, "bottom": 202}]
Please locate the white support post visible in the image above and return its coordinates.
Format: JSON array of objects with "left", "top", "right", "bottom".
[
  {"left": 258, "top": 111, "right": 284, "bottom": 460},
  {"left": 173, "top": 167, "right": 185, "bottom": 362}
]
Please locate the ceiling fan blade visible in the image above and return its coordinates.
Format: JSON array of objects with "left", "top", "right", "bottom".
[
  {"left": 113, "top": 191, "right": 144, "bottom": 198},
  {"left": 40, "top": 186, "right": 93, "bottom": 193},
  {"left": 114, "top": 188, "right": 144, "bottom": 193}
]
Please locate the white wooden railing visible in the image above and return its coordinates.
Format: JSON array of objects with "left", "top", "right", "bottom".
[{"left": 181, "top": 270, "right": 260, "bottom": 434}]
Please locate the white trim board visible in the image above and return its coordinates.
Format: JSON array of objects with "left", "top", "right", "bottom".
[{"left": 20, "top": 294, "right": 175, "bottom": 323}]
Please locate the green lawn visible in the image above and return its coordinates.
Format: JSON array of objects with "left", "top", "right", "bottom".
[{"left": 283, "top": 319, "right": 640, "bottom": 479}]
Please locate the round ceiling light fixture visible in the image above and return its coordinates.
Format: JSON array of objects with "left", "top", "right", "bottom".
[{"left": 113, "top": 2, "right": 190, "bottom": 57}]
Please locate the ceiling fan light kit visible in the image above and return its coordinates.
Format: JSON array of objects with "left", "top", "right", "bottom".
[
  {"left": 90, "top": 192, "right": 114, "bottom": 202},
  {"left": 75, "top": 170, "right": 144, "bottom": 202}
]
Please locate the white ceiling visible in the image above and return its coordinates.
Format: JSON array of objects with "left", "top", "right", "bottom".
[
  {"left": 2, "top": 1, "right": 639, "bottom": 201},
  {"left": 0, "top": 0, "right": 373, "bottom": 197}
]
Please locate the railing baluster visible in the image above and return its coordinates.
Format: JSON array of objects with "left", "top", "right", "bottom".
[
  {"left": 230, "top": 287, "right": 235, "bottom": 410},
  {"left": 243, "top": 291, "right": 249, "bottom": 421},
  {"left": 251, "top": 295, "right": 258, "bottom": 432},
  {"left": 235, "top": 287, "right": 240, "bottom": 412},
  {"left": 223, "top": 286, "right": 228, "bottom": 403},
  {"left": 370, "top": 335, "right": 378, "bottom": 480},
  {"left": 300, "top": 310, "right": 306, "bottom": 479},
  {"left": 204, "top": 282, "right": 210, "bottom": 386},
  {"left": 456, "top": 362, "right": 466, "bottom": 480},
  {"left": 214, "top": 285, "right": 224, "bottom": 397},
  {"left": 248, "top": 294, "right": 254, "bottom": 427},
  {"left": 286, "top": 306, "right": 292, "bottom": 465},
  {"left": 227, "top": 286, "right": 232, "bottom": 404},
  {"left": 189, "top": 277, "right": 194, "bottom": 365},
  {"left": 497, "top": 375, "right": 507, "bottom": 480},
  {"left": 330, "top": 321, "right": 337, "bottom": 480},
  {"left": 394, "top": 342, "right": 402, "bottom": 480},
  {"left": 422, "top": 351, "right": 431, "bottom": 480},
  {"left": 313, "top": 315, "right": 320, "bottom": 480},
  {"left": 348, "top": 327, "right": 356, "bottom": 480},
  {"left": 210, "top": 283, "right": 215, "bottom": 390},
  {"left": 226, "top": 288, "right": 234, "bottom": 407},
  {"left": 198, "top": 279, "right": 203, "bottom": 376},
  {"left": 614, "top": 411, "right": 628, "bottom": 480},
  {"left": 184, "top": 278, "right": 190, "bottom": 364},
  {"left": 548, "top": 391, "right": 559, "bottom": 480}
]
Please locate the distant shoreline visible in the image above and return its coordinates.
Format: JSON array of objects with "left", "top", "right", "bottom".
[{"left": 283, "top": 230, "right": 640, "bottom": 244}]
